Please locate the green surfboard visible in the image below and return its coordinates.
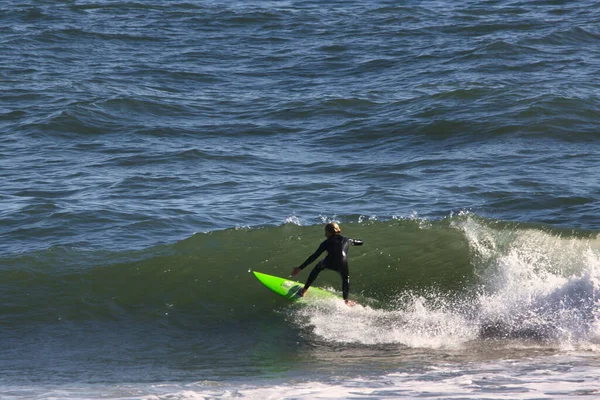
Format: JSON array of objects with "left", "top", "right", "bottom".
[{"left": 252, "top": 271, "right": 338, "bottom": 301}]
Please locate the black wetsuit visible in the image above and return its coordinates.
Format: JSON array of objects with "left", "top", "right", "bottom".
[{"left": 298, "top": 235, "right": 363, "bottom": 300}]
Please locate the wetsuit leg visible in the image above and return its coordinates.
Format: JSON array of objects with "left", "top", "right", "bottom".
[
  {"left": 304, "top": 261, "right": 326, "bottom": 290},
  {"left": 340, "top": 263, "right": 350, "bottom": 301}
]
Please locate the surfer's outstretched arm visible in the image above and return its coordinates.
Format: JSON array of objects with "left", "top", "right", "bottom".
[{"left": 291, "top": 241, "right": 326, "bottom": 276}]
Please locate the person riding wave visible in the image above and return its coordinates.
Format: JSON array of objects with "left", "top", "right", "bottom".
[{"left": 291, "top": 222, "right": 363, "bottom": 305}]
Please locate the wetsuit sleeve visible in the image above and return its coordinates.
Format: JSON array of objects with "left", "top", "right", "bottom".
[
  {"left": 298, "top": 240, "right": 327, "bottom": 270},
  {"left": 350, "top": 239, "right": 363, "bottom": 246}
]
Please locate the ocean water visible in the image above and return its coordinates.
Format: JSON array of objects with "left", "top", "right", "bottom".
[{"left": 1, "top": 1, "right": 600, "bottom": 399}]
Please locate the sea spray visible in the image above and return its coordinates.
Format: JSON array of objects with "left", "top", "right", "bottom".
[
  {"left": 457, "top": 215, "right": 600, "bottom": 343},
  {"left": 291, "top": 293, "right": 477, "bottom": 348}
]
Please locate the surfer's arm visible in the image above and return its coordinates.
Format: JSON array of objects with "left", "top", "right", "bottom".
[
  {"left": 351, "top": 239, "right": 363, "bottom": 246},
  {"left": 298, "top": 242, "right": 327, "bottom": 270}
]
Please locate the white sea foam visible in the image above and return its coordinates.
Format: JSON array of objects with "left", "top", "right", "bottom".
[
  {"left": 284, "top": 215, "right": 302, "bottom": 226},
  {"left": 456, "top": 216, "right": 600, "bottom": 345},
  {"left": 293, "top": 296, "right": 477, "bottom": 349}
]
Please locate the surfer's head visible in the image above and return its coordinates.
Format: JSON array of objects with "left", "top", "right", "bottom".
[{"left": 325, "top": 222, "right": 341, "bottom": 238}]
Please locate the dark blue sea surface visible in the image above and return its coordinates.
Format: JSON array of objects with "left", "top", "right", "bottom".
[{"left": 1, "top": 1, "right": 600, "bottom": 399}]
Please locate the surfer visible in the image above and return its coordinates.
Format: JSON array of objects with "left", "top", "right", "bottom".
[{"left": 291, "top": 222, "right": 363, "bottom": 305}]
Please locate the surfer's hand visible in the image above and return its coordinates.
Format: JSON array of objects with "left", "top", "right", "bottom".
[{"left": 291, "top": 267, "right": 301, "bottom": 277}]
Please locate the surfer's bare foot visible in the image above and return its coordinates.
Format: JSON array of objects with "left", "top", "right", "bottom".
[
  {"left": 298, "top": 287, "right": 307, "bottom": 297},
  {"left": 345, "top": 299, "right": 356, "bottom": 307}
]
